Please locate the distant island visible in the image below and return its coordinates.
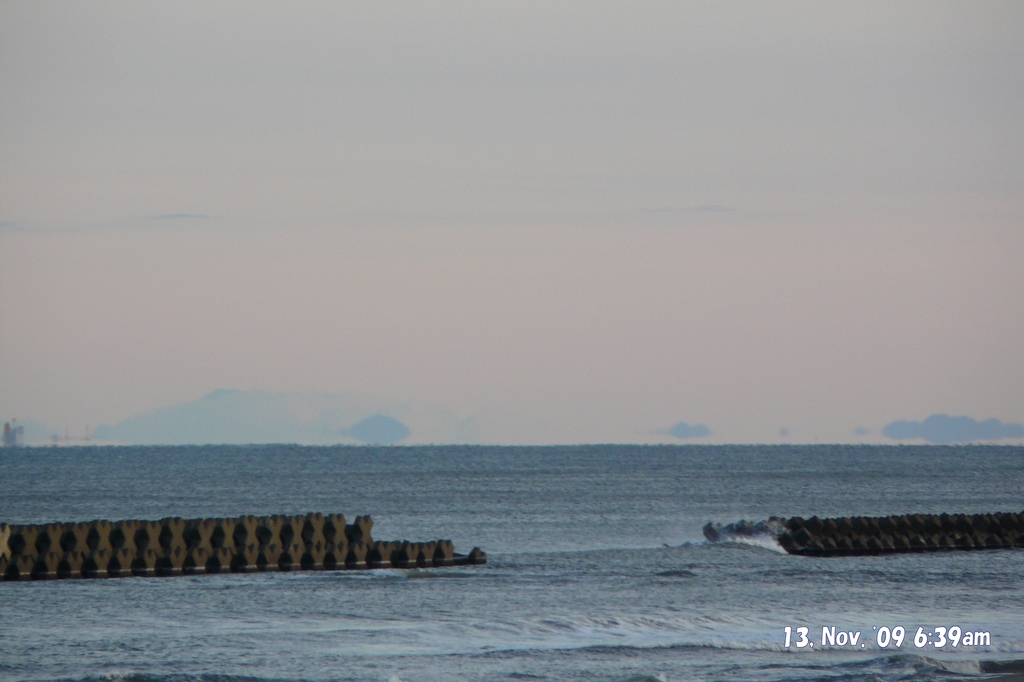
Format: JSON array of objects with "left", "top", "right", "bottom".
[
  {"left": 91, "top": 390, "right": 417, "bottom": 445},
  {"left": 882, "top": 414, "right": 1024, "bottom": 444}
]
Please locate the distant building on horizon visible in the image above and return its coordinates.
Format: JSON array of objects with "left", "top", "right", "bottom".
[{"left": 2, "top": 420, "right": 24, "bottom": 447}]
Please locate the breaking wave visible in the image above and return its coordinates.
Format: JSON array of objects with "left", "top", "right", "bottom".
[{"left": 702, "top": 517, "right": 788, "bottom": 552}]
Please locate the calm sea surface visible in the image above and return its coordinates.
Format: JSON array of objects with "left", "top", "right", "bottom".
[{"left": 1, "top": 444, "right": 1022, "bottom": 682}]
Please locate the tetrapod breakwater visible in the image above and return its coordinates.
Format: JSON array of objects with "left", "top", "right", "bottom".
[
  {"left": 0, "top": 513, "right": 486, "bottom": 581},
  {"left": 704, "top": 512, "right": 1024, "bottom": 556}
]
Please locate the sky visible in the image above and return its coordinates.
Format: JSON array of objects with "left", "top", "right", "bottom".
[{"left": 2, "top": 2, "right": 1023, "bottom": 444}]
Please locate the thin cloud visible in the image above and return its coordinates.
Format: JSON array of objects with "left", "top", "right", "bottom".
[{"left": 149, "top": 213, "right": 215, "bottom": 222}]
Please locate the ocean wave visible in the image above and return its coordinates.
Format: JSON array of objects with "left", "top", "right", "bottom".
[
  {"left": 36, "top": 652, "right": 1024, "bottom": 682},
  {"left": 455, "top": 612, "right": 798, "bottom": 656},
  {"left": 702, "top": 517, "right": 789, "bottom": 553},
  {"left": 455, "top": 614, "right": 1024, "bottom": 659},
  {"left": 791, "top": 652, "right": 1024, "bottom": 682},
  {"left": 70, "top": 674, "right": 266, "bottom": 682},
  {"left": 706, "top": 533, "right": 789, "bottom": 553},
  {"left": 981, "top": 658, "right": 1024, "bottom": 676}
]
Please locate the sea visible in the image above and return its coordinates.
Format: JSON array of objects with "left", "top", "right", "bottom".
[{"left": 1, "top": 444, "right": 1022, "bottom": 682}]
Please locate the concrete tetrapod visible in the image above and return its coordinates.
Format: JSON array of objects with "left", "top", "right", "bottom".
[
  {"left": 702, "top": 512, "right": 1024, "bottom": 557},
  {"left": 776, "top": 512, "right": 1024, "bottom": 557},
  {"left": 0, "top": 512, "right": 486, "bottom": 581}
]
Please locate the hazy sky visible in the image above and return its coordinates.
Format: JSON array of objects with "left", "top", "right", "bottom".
[{"left": 2, "top": 2, "right": 1022, "bottom": 443}]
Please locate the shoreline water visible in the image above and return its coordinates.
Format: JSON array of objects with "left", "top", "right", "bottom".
[{"left": 2, "top": 444, "right": 1022, "bottom": 681}]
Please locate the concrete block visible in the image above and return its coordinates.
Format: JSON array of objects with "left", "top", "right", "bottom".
[
  {"left": 390, "top": 541, "right": 417, "bottom": 569},
  {"left": 108, "top": 521, "right": 138, "bottom": 554},
  {"left": 256, "top": 542, "right": 283, "bottom": 571},
  {"left": 32, "top": 551, "right": 61, "bottom": 579},
  {"left": 462, "top": 547, "right": 487, "bottom": 565},
  {"left": 996, "top": 512, "right": 1018, "bottom": 532},
  {"left": 272, "top": 520, "right": 292, "bottom": 548},
  {"left": 983, "top": 534, "right": 1005, "bottom": 549},
  {"left": 230, "top": 545, "right": 259, "bottom": 573},
  {"left": 417, "top": 541, "right": 437, "bottom": 568},
  {"left": 791, "top": 527, "right": 813, "bottom": 547},
  {"left": 0, "top": 513, "right": 486, "bottom": 579},
  {"left": 955, "top": 534, "right": 975, "bottom": 549},
  {"left": 954, "top": 515, "right": 974, "bottom": 534},
  {"left": 60, "top": 523, "right": 92, "bottom": 555},
  {"left": 323, "top": 538, "right": 349, "bottom": 570},
  {"left": 156, "top": 518, "right": 187, "bottom": 554},
  {"left": 132, "top": 521, "right": 161, "bottom": 554},
  {"left": 5, "top": 555, "right": 35, "bottom": 580},
  {"left": 7, "top": 525, "right": 38, "bottom": 557},
  {"left": 255, "top": 517, "right": 282, "bottom": 550},
  {"left": 132, "top": 549, "right": 159, "bottom": 576},
  {"left": 182, "top": 547, "right": 209, "bottom": 575},
  {"left": 299, "top": 544, "right": 326, "bottom": 571},
  {"left": 206, "top": 519, "right": 233, "bottom": 552},
  {"left": 432, "top": 540, "right": 455, "bottom": 566},
  {"left": 36, "top": 524, "right": 63, "bottom": 556},
  {"left": 277, "top": 515, "right": 307, "bottom": 552},
  {"left": 82, "top": 550, "right": 111, "bottom": 578},
  {"left": 346, "top": 516, "right": 374, "bottom": 545},
  {"left": 346, "top": 541, "right": 368, "bottom": 569},
  {"left": 107, "top": 548, "right": 136, "bottom": 578},
  {"left": 322, "top": 513, "right": 347, "bottom": 545},
  {"left": 157, "top": 546, "right": 186, "bottom": 576},
  {"left": 300, "top": 513, "right": 327, "bottom": 550},
  {"left": 277, "top": 542, "right": 304, "bottom": 571},
  {"left": 58, "top": 551, "right": 85, "bottom": 579},
  {"left": 368, "top": 540, "right": 396, "bottom": 569},
  {"left": 231, "top": 516, "right": 258, "bottom": 550},
  {"left": 205, "top": 547, "right": 232, "bottom": 574},
  {"left": 182, "top": 519, "right": 216, "bottom": 553},
  {"left": 85, "top": 521, "right": 114, "bottom": 555}
]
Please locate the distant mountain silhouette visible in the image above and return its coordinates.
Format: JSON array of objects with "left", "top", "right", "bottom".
[
  {"left": 343, "top": 414, "right": 410, "bottom": 445},
  {"left": 666, "top": 421, "right": 711, "bottom": 439},
  {"left": 93, "top": 390, "right": 423, "bottom": 445},
  {"left": 882, "top": 414, "right": 1024, "bottom": 444}
]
